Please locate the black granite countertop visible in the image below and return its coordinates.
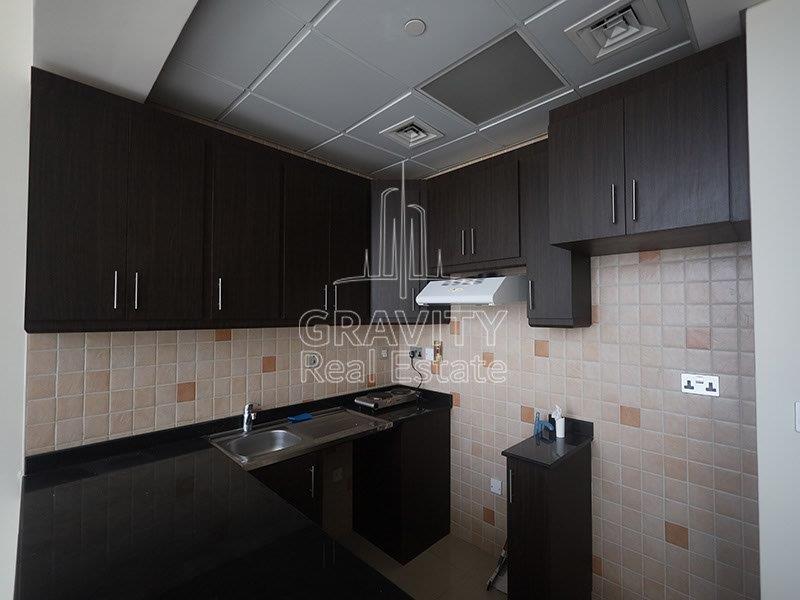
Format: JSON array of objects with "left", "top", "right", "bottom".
[
  {"left": 15, "top": 386, "right": 451, "bottom": 599},
  {"left": 501, "top": 418, "right": 594, "bottom": 468}
]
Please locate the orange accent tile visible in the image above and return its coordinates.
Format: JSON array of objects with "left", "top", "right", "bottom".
[
  {"left": 367, "top": 373, "right": 376, "bottom": 387},
  {"left": 686, "top": 327, "right": 711, "bottom": 350},
  {"left": 592, "top": 555, "right": 603, "bottom": 576},
  {"left": 430, "top": 362, "right": 440, "bottom": 375},
  {"left": 177, "top": 382, "right": 196, "bottom": 403},
  {"left": 620, "top": 406, "right": 641, "bottom": 427},
  {"left": 451, "top": 392, "right": 461, "bottom": 407},
  {"left": 521, "top": 406, "right": 534, "bottom": 424},
  {"left": 483, "top": 507, "right": 495, "bottom": 525},
  {"left": 261, "top": 356, "right": 276, "bottom": 373},
  {"left": 449, "top": 319, "right": 461, "bottom": 335},
  {"left": 639, "top": 250, "right": 661, "bottom": 262},
  {"left": 215, "top": 329, "right": 232, "bottom": 342},
  {"left": 534, "top": 340, "right": 549, "bottom": 357},
  {"left": 482, "top": 352, "right": 494, "bottom": 367},
  {"left": 591, "top": 305, "right": 600, "bottom": 324},
  {"left": 665, "top": 522, "right": 689, "bottom": 549}
]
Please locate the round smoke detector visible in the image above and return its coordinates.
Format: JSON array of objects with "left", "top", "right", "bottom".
[{"left": 404, "top": 18, "right": 426, "bottom": 37}]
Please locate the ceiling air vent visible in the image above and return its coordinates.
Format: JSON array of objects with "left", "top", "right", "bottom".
[
  {"left": 380, "top": 117, "right": 443, "bottom": 149},
  {"left": 565, "top": 0, "right": 668, "bottom": 64}
]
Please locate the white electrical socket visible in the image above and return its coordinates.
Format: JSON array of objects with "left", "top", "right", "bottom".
[
  {"left": 423, "top": 347, "right": 435, "bottom": 361},
  {"left": 303, "top": 352, "right": 321, "bottom": 368},
  {"left": 490, "top": 478, "right": 502, "bottom": 495},
  {"left": 680, "top": 373, "right": 720, "bottom": 397},
  {"left": 380, "top": 349, "right": 388, "bottom": 359}
]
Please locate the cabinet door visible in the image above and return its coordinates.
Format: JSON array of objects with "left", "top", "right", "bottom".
[
  {"left": 127, "top": 109, "right": 207, "bottom": 321},
  {"left": 331, "top": 172, "right": 370, "bottom": 325},
  {"left": 283, "top": 161, "right": 331, "bottom": 322},
  {"left": 469, "top": 155, "right": 521, "bottom": 263},
  {"left": 251, "top": 452, "right": 322, "bottom": 524},
  {"left": 212, "top": 136, "right": 282, "bottom": 322},
  {"left": 426, "top": 171, "right": 470, "bottom": 268},
  {"left": 548, "top": 99, "right": 626, "bottom": 245},
  {"left": 507, "top": 458, "right": 549, "bottom": 599},
  {"left": 624, "top": 60, "right": 730, "bottom": 234},
  {"left": 26, "top": 70, "right": 130, "bottom": 327},
  {"left": 519, "top": 143, "right": 590, "bottom": 327}
]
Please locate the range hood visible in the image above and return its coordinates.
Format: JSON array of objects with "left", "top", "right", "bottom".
[{"left": 415, "top": 276, "right": 527, "bottom": 306}]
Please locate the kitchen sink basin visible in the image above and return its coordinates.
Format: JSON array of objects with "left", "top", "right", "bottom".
[
  {"left": 209, "top": 407, "right": 393, "bottom": 470},
  {"left": 222, "top": 428, "right": 302, "bottom": 459}
]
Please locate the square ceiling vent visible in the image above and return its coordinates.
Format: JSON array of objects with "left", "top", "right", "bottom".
[
  {"left": 380, "top": 117, "right": 443, "bottom": 149},
  {"left": 565, "top": 0, "right": 668, "bottom": 64},
  {"left": 421, "top": 32, "right": 564, "bottom": 125}
]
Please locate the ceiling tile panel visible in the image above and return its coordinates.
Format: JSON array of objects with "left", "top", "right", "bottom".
[
  {"left": 310, "top": 135, "right": 404, "bottom": 174},
  {"left": 479, "top": 90, "right": 578, "bottom": 147},
  {"left": 149, "top": 60, "right": 244, "bottom": 120},
  {"left": 168, "top": 0, "right": 304, "bottom": 87},
  {"left": 499, "top": 0, "right": 554, "bottom": 21},
  {"left": 524, "top": 0, "right": 691, "bottom": 90},
  {"left": 222, "top": 93, "right": 339, "bottom": 151},
  {"left": 412, "top": 133, "right": 501, "bottom": 171},
  {"left": 254, "top": 33, "right": 407, "bottom": 130},
  {"left": 371, "top": 160, "right": 435, "bottom": 180},
  {"left": 347, "top": 92, "right": 474, "bottom": 157},
  {"left": 316, "top": 0, "right": 516, "bottom": 86}
]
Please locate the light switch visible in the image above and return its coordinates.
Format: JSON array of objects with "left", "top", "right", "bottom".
[{"left": 490, "top": 478, "right": 502, "bottom": 495}]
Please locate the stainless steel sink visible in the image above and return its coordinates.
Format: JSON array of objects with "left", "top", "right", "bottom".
[
  {"left": 222, "top": 428, "right": 302, "bottom": 459},
  {"left": 209, "top": 407, "right": 393, "bottom": 470}
]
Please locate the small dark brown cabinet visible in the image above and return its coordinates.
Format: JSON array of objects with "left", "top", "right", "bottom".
[
  {"left": 251, "top": 452, "right": 322, "bottom": 524},
  {"left": 353, "top": 408, "right": 450, "bottom": 564}
]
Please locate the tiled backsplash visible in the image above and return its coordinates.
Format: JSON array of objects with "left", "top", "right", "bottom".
[
  {"left": 25, "top": 327, "right": 393, "bottom": 454},
  {"left": 393, "top": 242, "right": 758, "bottom": 600}
]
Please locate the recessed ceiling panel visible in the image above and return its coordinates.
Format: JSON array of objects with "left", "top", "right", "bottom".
[
  {"left": 254, "top": 33, "right": 406, "bottom": 130},
  {"left": 316, "top": 0, "right": 515, "bottom": 86},
  {"left": 348, "top": 93, "right": 474, "bottom": 157},
  {"left": 421, "top": 33, "right": 564, "bottom": 124},
  {"left": 412, "top": 133, "right": 501, "bottom": 171},
  {"left": 167, "top": 0, "right": 304, "bottom": 87},
  {"left": 310, "top": 135, "right": 404, "bottom": 174},
  {"left": 222, "top": 93, "right": 339, "bottom": 152},
  {"left": 149, "top": 60, "right": 244, "bottom": 120},
  {"left": 525, "top": 0, "right": 691, "bottom": 91},
  {"left": 479, "top": 90, "right": 578, "bottom": 147}
]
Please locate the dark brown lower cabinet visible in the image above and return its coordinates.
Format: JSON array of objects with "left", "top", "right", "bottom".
[
  {"left": 250, "top": 452, "right": 322, "bottom": 524},
  {"left": 353, "top": 409, "right": 450, "bottom": 564},
  {"left": 506, "top": 447, "right": 592, "bottom": 600}
]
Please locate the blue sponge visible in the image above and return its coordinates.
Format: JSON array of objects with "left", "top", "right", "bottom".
[{"left": 288, "top": 412, "right": 313, "bottom": 423}]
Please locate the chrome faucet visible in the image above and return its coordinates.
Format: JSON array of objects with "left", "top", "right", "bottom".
[{"left": 243, "top": 403, "right": 261, "bottom": 433}]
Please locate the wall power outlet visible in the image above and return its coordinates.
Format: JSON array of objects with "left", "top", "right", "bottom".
[
  {"left": 409, "top": 346, "right": 422, "bottom": 359},
  {"left": 681, "top": 373, "right": 720, "bottom": 397}
]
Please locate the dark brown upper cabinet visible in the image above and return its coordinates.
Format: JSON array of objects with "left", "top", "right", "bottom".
[
  {"left": 25, "top": 69, "right": 131, "bottom": 331},
  {"left": 282, "top": 159, "right": 332, "bottom": 323},
  {"left": 330, "top": 170, "right": 371, "bottom": 325},
  {"left": 425, "top": 154, "right": 523, "bottom": 273},
  {"left": 211, "top": 134, "right": 283, "bottom": 324},
  {"left": 548, "top": 37, "right": 750, "bottom": 255},
  {"left": 518, "top": 142, "right": 590, "bottom": 328},
  {"left": 126, "top": 109, "right": 207, "bottom": 322}
]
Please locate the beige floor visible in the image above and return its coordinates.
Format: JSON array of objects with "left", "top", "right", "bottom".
[{"left": 337, "top": 531, "right": 507, "bottom": 600}]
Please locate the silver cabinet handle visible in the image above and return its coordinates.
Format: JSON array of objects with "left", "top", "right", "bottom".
[
  {"left": 134, "top": 272, "right": 139, "bottom": 310},
  {"left": 323, "top": 284, "right": 328, "bottom": 311},
  {"left": 470, "top": 228, "right": 475, "bottom": 255},
  {"left": 611, "top": 184, "right": 617, "bottom": 224},
  {"left": 310, "top": 465, "right": 316, "bottom": 499},
  {"left": 217, "top": 277, "right": 223, "bottom": 311},
  {"left": 113, "top": 270, "right": 118, "bottom": 310},
  {"left": 509, "top": 469, "right": 513, "bottom": 504},
  {"left": 460, "top": 229, "right": 465, "bottom": 256},
  {"left": 528, "top": 279, "right": 533, "bottom": 311},
  {"left": 410, "top": 287, "right": 416, "bottom": 313},
  {"left": 333, "top": 285, "right": 338, "bottom": 312},
  {"left": 632, "top": 179, "right": 638, "bottom": 222}
]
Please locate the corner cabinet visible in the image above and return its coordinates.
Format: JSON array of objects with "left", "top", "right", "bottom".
[
  {"left": 548, "top": 37, "right": 750, "bottom": 254},
  {"left": 517, "top": 142, "right": 590, "bottom": 328}
]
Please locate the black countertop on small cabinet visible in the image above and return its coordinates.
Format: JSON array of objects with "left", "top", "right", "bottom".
[
  {"left": 15, "top": 386, "right": 451, "bottom": 600},
  {"left": 501, "top": 417, "right": 594, "bottom": 468}
]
